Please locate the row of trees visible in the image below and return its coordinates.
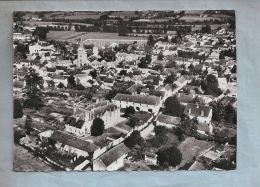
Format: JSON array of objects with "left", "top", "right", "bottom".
[{"left": 210, "top": 100, "right": 237, "bottom": 124}]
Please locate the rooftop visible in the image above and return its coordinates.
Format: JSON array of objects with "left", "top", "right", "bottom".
[
  {"left": 96, "top": 143, "right": 130, "bottom": 167},
  {"left": 50, "top": 130, "right": 99, "bottom": 153},
  {"left": 113, "top": 93, "right": 161, "bottom": 106},
  {"left": 184, "top": 103, "right": 212, "bottom": 117},
  {"left": 157, "top": 114, "right": 181, "bottom": 125}
]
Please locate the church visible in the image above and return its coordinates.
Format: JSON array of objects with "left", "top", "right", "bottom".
[
  {"left": 74, "top": 38, "right": 100, "bottom": 68},
  {"left": 74, "top": 38, "right": 89, "bottom": 67},
  {"left": 65, "top": 101, "right": 122, "bottom": 136}
]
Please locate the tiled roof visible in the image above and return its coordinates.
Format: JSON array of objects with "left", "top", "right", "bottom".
[
  {"left": 93, "top": 104, "right": 118, "bottom": 117},
  {"left": 177, "top": 93, "right": 194, "bottom": 103},
  {"left": 103, "top": 77, "right": 114, "bottom": 83},
  {"left": 65, "top": 116, "right": 85, "bottom": 129},
  {"left": 50, "top": 130, "right": 99, "bottom": 153},
  {"left": 97, "top": 144, "right": 130, "bottom": 167},
  {"left": 113, "top": 93, "right": 161, "bottom": 106},
  {"left": 175, "top": 76, "right": 187, "bottom": 85},
  {"left": 184, "top": 103, "right": 212, "bottom": 117},
  {"left": 157, "top": 114, "right": 181, "bottom": 125}
]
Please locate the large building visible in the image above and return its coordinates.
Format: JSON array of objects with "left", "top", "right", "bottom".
[
  {"left": 29, "top": 40, "right": 55, "bottom": 55},
  {"left": 184, "top": 103, "right": 212, "bottom": 124},
  {"left": 112, "top": 93, "right": 161, "bottom": 113},
  {"left": 65, "top": 102, "right": 121, "bottom": 136},
  {"left": 75, "top": 38, "right": 89, "bottom": 67}
]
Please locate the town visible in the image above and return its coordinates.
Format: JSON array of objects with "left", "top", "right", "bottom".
[{"left": 13, "top": 10, "right": 237, "bottom": 171}]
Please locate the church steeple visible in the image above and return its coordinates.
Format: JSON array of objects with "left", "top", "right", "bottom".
[{"left": 79, "top": 37, "right": 84, "bottom": 48}]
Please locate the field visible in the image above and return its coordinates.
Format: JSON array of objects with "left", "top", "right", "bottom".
[
  {"left": 13, "top": 145, "right": 54, "bottom": 172},
  {"left": 178, "top": 137, "right": 214, "bottom": 166},
  {"left": 46, "top": 31, "right": 147, "bottom": 43}
]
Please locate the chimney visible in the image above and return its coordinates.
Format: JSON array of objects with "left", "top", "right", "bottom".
[
  {"left": 188, "top": 108, "right": 191, "bottom": 114},
  {"left": 196, "top": 103, "right": 199, "bottom": 108},
  {"left": 201, "top": 110, "right": 204, "bottom": 117}
]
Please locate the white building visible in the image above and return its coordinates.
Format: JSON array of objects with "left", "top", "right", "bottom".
[
  {"left": 75, "top": 38, "right": 89, "bottom": 67},
  {"left": 218, "top": 77, "right": 228, "bottom": 91},
  {"left": 184, "top": 103, "right": 213, "bottom": 125},
  {"left": 13, "top": 32, "right": 32, "bottom": 41},
  {"left": 93, "top": 143, "right": 129, "bottom": 171},
  {"left": 156, "top": 114, "right": 181, "bottom": 128},
  {"left": 29, "top": 41, "right": 55, "bottom": 55},
  {"left": 65, "top": 102, "right": 121, "bottom": 136},
  {"left": 112, "top": 93, "right": 161, "bottom": 114}
]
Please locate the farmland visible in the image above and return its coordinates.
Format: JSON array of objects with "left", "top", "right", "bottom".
[
  {"left": 13, "top": 145, "right": 54, "bottom": 172},
  {"left": 46, "top": 31, "right": 147, "bottom": 43}
]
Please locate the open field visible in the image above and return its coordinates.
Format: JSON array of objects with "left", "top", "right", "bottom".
[
  {"left": 13, "top": 145, "right": 54, "bottom": 172},
  {"left": 47, "top": 31, "right": 147, "bottom": 43},
  {"left": 178, "top": 137, "right": 214, "bottom": 166}
]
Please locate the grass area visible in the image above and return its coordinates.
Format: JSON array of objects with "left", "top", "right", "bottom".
[
  {"left": 13, "top": 145, "right": 54, "bottom": 172},
  {"left": 178, "top": 137, "right": 214, "bottom": 166},
  {"left": 47, "top": 31, "right": 147, "bottom": 43}
]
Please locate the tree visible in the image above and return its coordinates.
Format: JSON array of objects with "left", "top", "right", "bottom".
[
  {"left": 164, "top": 96, "right": 183, "bottom": 117},
  {"left": 152, "top": 64, "right": 163, "bottom": 72},
  {"left": 210, "top": 101, "right": 225, "bottom": 122},
  {"left": 24, "top": 115, "right": 33, "bottom": 135},
  {"left": 127, "top": 117, "right": 139, "bottom": 128},
  {"left": 118, "top": 20, "right": 128, "bottom": 36},
  {"left": 157, "top": 146, "right": 182, "bottom": 168},
  {"left": 201, "top": 24, "right": 211, "bottom": 34},
  {"left": 225, "top": 104, "right": 237, "bottom": 124},
  {"left": 48, "top": 80, "right": 55, "bottom": 89},
  {"left": 154, "top": 126, "right": 168, "bottom": 137},
  {"left": 157, "top": 51, "right": 164, "bottom": 60},
  {"left": 32, "top": 27, "right": 49, "bottom": 40},
  {"left": 13, "top": 99, "right": 23, "bottom": 118},
  {"left": 14, "top": 43, "right": 29, "bottom": 62},
  {"left": 125, "top": 106, "right": 135, "bottom": 117},
  {"left": 181, "top": 117, "right": 198, "bottom": 135},
  {"left": 147, "top": 35, "right": 155, "bottom": 47},
  {"left": 230, "top": 65, "right": 237, "bottom": 74},
  {"left": 105, "top": 89, "right": 118, "bottom": 101},
  {"left": 89, "top": 69, "right": 97, "bottom": 79},
  {"left": 57, "top": 82, "right": 65, "bottom": 89},
  {"left": 24, "top": 69, "right": 44, "bottom": 111},
  {"left": 91, "top": 118, "right": 105, "bottom": 136},
  {"left": 173, "top": 127, "right": 185, "bottom": 141},
  {"left": 67, "top": 75, "right": 76, "bottom": 88},
  {"left": 124, "top": 130, "right": 144, "bottom": 148},
  {"left": 119, "top": 70, "right": 127, "bottom": 76},
  {"left": 163, "top": 73, "right": 176, "bottom": 84},
  {"left": 14, "top": 129, "right": 26, "bottom": 144},
  {"left": 201, "top": 74, "right": 222, "bottom": 96}
]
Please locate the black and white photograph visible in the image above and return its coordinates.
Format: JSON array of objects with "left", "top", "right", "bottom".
[{"left": 13, "top": 10, "right": 237, "bottom": 171}]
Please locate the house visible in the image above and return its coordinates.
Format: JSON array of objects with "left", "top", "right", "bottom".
[
  {"left": 218, "top": 77, "right": 228, "bottom": 91},
  {"left": 65, "top": 116, "right": 86, "bottom": 137},
  {"left": 13, "top": 32, "right": 32, "bottom": 41},
  {"left": 156, "top": 114, "right": 181, "bottom": 128},
  {"left": 65, "top": 102, "right": 122, "bottom": 135},
  {"left": 93, "top": 143, "right": 130, "bottom": 171},
  {"left": 174, "top": 76, "right": 188, "bottom": 88},
  {"left": 184, "top": 103, "right": 213, "bottom": 125},
  {"left": 103, "top": 77, "right": 115, "bottom": 87},
  {"left": 112, "top": 93, "right": 161, "bottom": 113},
  {"left": 29, "top": 41, "right": 55, "bottom": 55},
  {"left": 176, "top": 93, "right": 195, "bottom": 105},
  {"left": 144, "top": 152, "right": 158, "bottom": 165},
  {"left": 49, "top": 130, "right": 103, "bottom": 159}
]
